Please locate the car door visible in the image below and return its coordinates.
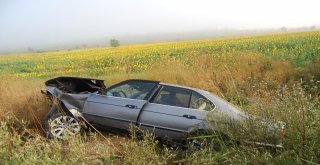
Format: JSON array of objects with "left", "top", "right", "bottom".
[
  {"left": 83, "top": 80, "right": 158, "bottom": 130},
  {"left": 138, "top": 85, "right": 215, "bottom": 139}
]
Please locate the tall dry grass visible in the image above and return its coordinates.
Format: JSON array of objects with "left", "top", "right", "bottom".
[
  {"left": 131, "top": 52, "right": 300, "bottom": 107},
  {"left": 0, "top": 52, "right": 319, "bottom": 164},
  {"left": 0, "top": 78, "right": 48, "bottom": 130}
]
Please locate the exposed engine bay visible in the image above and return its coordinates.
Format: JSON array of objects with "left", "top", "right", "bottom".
[{"left": 45, "top": 77, "right": 106, "bottom": 94}]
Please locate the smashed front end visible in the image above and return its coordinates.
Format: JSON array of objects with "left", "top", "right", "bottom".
[
  {"left": 45, "top": 77, "right": 105, "bottom": 94},
  {"left": 42, "top": 77, "right": 106, "bottom": 122},
  {"left": 42, "top": 77, "right": 106, "bottom": 139}
]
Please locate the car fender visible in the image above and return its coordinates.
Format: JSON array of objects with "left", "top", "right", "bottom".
[
  {"left": 186, "top": 120, "right": 219, "bottom": 135},
  {"left": 44, "top": 95, "right": 83, "bottom": 122},
  {"left": 44, "top": 86, "right": 89, "bottom": 114}
]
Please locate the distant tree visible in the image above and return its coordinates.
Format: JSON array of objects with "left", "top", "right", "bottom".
[
  {"left": 310, "top": 25, "right": 316, "bottom": 30},
  {"left": 110, "top": 39, "right": 120, "bottom": 47},
  {"left": 27, "top": 47, "right": 34, "bottom": 52},
  {"left": 82, "top": 44, "right": 87, "bottom": 48},
  {"left": 281, "top": 26, "right": 287, "bottom": 32}
]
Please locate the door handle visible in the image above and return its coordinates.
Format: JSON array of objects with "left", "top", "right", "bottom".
[
  {"left": 125, "top": 104, "right": 137, "bottom": 109},
  {"left": 183, "top": 114, "right": 196, "bottom": 119}
]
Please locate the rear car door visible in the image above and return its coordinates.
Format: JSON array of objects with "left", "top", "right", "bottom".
[
  {"left": 138, "top": 85, "right": 215, "bottom": 139},
  {"left": 83, "top": 80, "right": 158, "bottom": 130}
]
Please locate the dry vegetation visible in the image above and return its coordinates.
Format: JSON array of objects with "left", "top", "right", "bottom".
[{"left": 0, "top": 31, "right": 319, "bottom": 164}]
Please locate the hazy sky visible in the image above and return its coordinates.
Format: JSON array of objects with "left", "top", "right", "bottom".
[{"left": 1, "top": 0, "right": 319, "bottom": 52}]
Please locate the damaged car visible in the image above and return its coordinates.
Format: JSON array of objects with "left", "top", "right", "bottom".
[{"left": 42, "top": 77, "right": 284, "bottom": 149}]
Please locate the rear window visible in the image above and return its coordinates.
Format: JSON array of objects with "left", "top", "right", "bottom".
[{"left": 190, "top": 92, "right": 215, "bottom": 111}]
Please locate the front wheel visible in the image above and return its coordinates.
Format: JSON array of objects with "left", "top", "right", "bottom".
[{"left": 45, "top": 114, "right": 82, "bottom": 140}]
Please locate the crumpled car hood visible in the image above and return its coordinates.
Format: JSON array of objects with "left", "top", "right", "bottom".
[{"left": 45, "top": 77, "right": 106, "bottom": 93}]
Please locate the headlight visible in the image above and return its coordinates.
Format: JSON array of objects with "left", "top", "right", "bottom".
[{"left": 69, "top": 109, "right": 83, "bottom": 119}]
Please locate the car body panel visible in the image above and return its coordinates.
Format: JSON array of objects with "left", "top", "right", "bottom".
[
  {"left": 83, "top": 94, "right": 147, "bottom": 130},
  {"left": 138, "top": 103, "right": 207, "bottom": 139}
]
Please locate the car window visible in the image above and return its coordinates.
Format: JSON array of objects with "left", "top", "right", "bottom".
[
  {"left": 190, "top": 92, "right": 215, "bottom": 111},
  {"left": 152, "top": 86, "right": 191, "bottom": 108},
  {"left": 106, "top": 81, "right": 156, "bottom": 100}
]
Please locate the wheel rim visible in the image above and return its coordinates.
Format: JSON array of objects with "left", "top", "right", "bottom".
[{"left": 49, "top": 116, "right": 80, "bottom": 140}]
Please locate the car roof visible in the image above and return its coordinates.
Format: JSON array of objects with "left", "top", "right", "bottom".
[
  {"left": 123, "top": 79, "right": 208, "bottom": 93},
  {"left": 122, "top": 79, "right": 160, "bottom": 84},
  {"left": 159, "top": 82, "right": 209, "bottom": 94},
  {"left": 122, "top": 79, "right": 211, "bottom": 95}
]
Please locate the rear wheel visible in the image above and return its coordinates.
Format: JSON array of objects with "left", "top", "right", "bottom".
[
  {"left": 46, "top": 114, "right": 81, "bottom": 140},
  {"left": 186, "top": 130, "right": 230, "bottom": 151}
]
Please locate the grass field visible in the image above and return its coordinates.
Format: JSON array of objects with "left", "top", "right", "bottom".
[
  {"left": 0, "top": 31, "right": 319, "bottom": 164},
  {"left": 1, "top": 31, "right": 320, "bottom": 78}
]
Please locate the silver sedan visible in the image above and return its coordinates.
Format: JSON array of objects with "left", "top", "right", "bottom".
[{"left": 43, "top": 77, "right": 283, "bottom": 148}]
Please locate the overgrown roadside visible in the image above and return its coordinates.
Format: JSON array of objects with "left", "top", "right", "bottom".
[{"left": 0, "top": 31, "right": 319, "bottom": 164}]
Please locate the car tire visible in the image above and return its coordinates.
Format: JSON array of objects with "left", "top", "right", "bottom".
[
  {"left": 45, "top": 114, "right": 82, "bottom": 140},
  {"left": 186, "top": 130, "right": 230, "bottom": 151}
]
